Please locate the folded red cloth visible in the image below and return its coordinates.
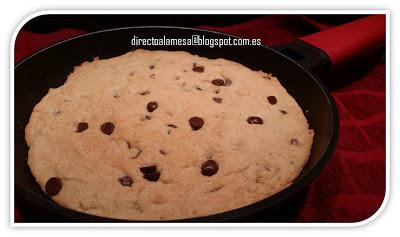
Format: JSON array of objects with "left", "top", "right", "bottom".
[{"left": 14, "top": 15, "right": 385, "bottom": 223}]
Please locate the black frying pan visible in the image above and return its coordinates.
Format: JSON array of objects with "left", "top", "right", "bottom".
[{"left": 14, "top": 15, "right": 385, "bottom": 222}]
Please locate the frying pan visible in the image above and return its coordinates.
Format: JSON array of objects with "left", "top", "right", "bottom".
[{"left": 14, "top": 15, "right": 385, "bottom": 222}]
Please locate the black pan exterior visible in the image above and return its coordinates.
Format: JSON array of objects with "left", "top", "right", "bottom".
[{"left": 15, "top": 27, "right": 339, "bottom": 222}]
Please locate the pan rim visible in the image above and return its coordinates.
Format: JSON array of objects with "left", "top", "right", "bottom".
[{"left": 14, "top": 26, "right": 339, "bottom": 223}]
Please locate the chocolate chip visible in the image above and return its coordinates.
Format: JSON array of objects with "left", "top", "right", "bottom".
[
  {"left": 247, "top": 117, "right": 263, "bottom": 125},
  {"left": 101, "top": 122, "right": 115, "bottom": 135},
  {"left": 140, "top": 165, "right": 157, "bottom": 174},
  {"left": 192, "top": 64, "right": 204, "bottom": 73},
  {"left": 149, "top": 65, "right": 155, "bottom": 69},
  {"left": 267, "top": 96, "right": 277, "bottom": 105},
  {"left": 290, "top": 139, "right": 299, "bottom": 145},
  {"left": 195, "top": 86, "right": 202, "bottom": 91},
  {"left": 76, "top": 122, "right": 88, "bottom": 133},
  {"left": 167, "top": 124, "right": 177, "bottom": 128},
  {"left": 140, "top": 165, "right": 160, "bottom": 182},
  {"left": 143, "top": 171, "right": 161, "bottom": 182},
  {"left": 280, "top": 110, "right": 287, "bottom": 115},
  {"left": 211, "top": 79, "right": 225, "bottom": 86},
  {"left": 147, "top": 101, "right": 158, "bottom": 112},
  {"left": 150, "top": 73, "right": 156, "bottom": 79},
  {"left": 45, "top": 177, "right": 62, "bottom": 196},
  {"left": 160, "top": 149, "right": 167, "bottom": 155},
  {"left": 201, "top": 160, "right": 219, "bottom": 176},
  {"left": 213, "top": 97, "right": 222, "bottom": 103},
  {"left": 119, "top": 176, "right": 133, "bottom": 187},
  {"left": 212, "top": 79, "right": 231, "bottom": 87},
  {"left": 189, "top": 117, "right": 204, "bottom": 130}
]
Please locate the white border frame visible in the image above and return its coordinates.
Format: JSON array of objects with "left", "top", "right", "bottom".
[{"left": 10, "top": 9, "right": 391, "bottom": 228}]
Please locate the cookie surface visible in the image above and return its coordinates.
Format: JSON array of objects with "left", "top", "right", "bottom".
[{"left": 25, "top": 49, "right": 313, "bottom": 220}]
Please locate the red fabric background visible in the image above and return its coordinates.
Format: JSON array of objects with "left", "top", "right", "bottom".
[{"left": 14, "top": 15, "right": 386, "bottom": 222}]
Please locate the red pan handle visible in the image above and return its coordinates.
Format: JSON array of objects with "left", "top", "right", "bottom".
[{"left": 300, "top": 15, "right": 386, "bottom": 68}]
